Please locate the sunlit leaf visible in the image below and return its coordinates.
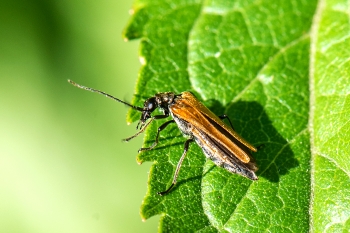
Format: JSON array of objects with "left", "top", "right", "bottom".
[{"left": 123, "top": 0, "right": 350, "bottom": 231}]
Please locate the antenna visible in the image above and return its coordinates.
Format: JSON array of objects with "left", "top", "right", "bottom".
[{"left": 68, "top": 80, "right": 144, "bottom": 111}]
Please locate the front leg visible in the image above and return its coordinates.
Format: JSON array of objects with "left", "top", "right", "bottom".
[
  {"left": 123, "top": 113, "right": 170, "bottom": 142},
  {"left": 137, "top": 112, "right": 169, "bottom": 130}
]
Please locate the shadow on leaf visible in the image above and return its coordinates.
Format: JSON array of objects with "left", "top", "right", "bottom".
[{"left": 205, "top": 99, "right": 298, "bottom": 183}]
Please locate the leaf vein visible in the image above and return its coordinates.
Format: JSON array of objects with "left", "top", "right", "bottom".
[{"left": 316, "top": 152, "right": 350, "bottom": 178}]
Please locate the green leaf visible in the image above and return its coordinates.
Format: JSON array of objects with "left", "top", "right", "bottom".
[
  {"left": 310, "top": 0, "right": 350, "bottom": 232},
  {"left": 123, "top": 0, "right": 350, "bottom": 232}
]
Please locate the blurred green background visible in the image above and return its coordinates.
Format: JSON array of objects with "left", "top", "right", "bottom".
[{"left": 0, "top": 0, "right": 158, "bottom": 232}]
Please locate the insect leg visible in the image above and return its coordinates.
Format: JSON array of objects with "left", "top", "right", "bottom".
[
  {"left": 158, "top": 138, "right": 194, "bottom": 196},
  {"left": 123, "top": 118, "right": 154, "bottom": 142},
  {"left": 123, "top": 113, "right": 170, "bottom": 142},
  {"left": 137, "top": 113, "right": 169, "bottom": 129},
  {"left": 138, "top": 120, "right": 175, "bottom": 152},
  {"left": 219, "top": 114, "right": 235, "bottom": 130},
  {"left": 152, "top": 114, "right": 170, "bottom": 120}
]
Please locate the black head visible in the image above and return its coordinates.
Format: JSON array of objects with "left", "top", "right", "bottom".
[
  {"left": 138, "top": 97, "right": 157, "bottom": 129},
  {"left": 137, "top": 92, "right": 175, "bottom": 129}
]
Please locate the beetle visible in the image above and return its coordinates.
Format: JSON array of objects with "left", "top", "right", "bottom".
[{"left": 68, "top": 80, "right": 258, "bottom": 195}]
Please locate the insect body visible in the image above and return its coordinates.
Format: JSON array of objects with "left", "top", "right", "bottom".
[{"left": 69, "top": 80, "right": 258, "bottom": 195}]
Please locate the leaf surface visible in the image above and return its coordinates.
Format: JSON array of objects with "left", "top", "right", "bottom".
[
  {"left": 123, "top": 0, "right": 350, "bottom": 232},
  {"left": 310, "top": 0, "right": 350, "bottom": 232}
]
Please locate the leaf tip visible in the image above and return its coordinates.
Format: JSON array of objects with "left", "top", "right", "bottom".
[
  {"left": 136, "top": 157, "right": 143, "bottom": 165},
  {"left": 128, "top": 8, "right": 135, "bottom": 16}
]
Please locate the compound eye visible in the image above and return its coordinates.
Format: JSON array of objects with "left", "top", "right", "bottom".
[
  {"left": 147, "top": 102, "right": 154, "bottom": 110},
  {"left": 144, "top": 97, "right": 157, "bottom": 111}
]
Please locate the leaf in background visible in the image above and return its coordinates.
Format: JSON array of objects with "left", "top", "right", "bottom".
[
  {"left": 310, "top": 0, "right": 350, "bottom": 232},
  {"left": 122, "top": 0, "right": 350, "bottom": 232}
]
